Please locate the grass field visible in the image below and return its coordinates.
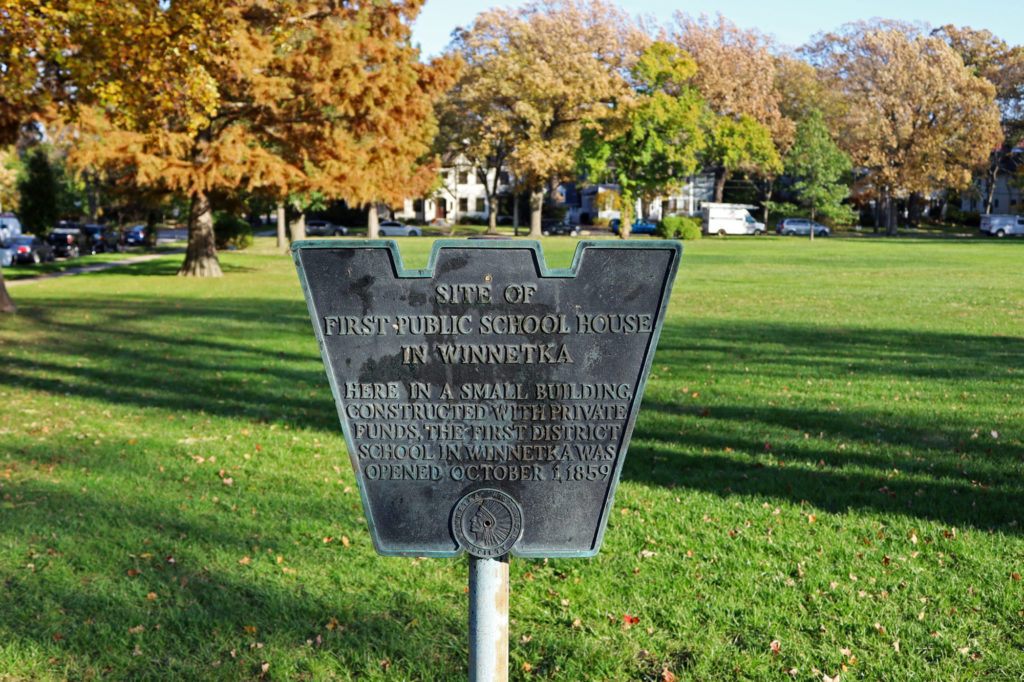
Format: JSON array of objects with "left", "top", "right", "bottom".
[{"left": 1, "top": 235, "right": 1022, "bottom": 680}]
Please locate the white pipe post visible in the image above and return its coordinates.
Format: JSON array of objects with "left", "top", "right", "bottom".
[{"left": 468, "top": 555, "right": 509, "bottom": 682}]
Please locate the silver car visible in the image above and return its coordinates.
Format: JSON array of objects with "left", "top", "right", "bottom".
[
  {"left": 777, "top": 218, "right": 830, "bottom": 237},
  {"left": 378, "top": 220, "right": 422, "bottom": 237},
  {"left": 306, "top": 220, "right": 348, "bottom": 236}
]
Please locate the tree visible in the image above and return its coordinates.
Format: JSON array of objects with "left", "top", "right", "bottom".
[
  {"left": 576, "top": 42, "right": 707, "bottom": 238},
  {"left": 672, "top": 13, "right": 792, "bottom": 202},
  {"left": 450, "top": 0, "right": 648, "bottom": 237},
  {"left": 66, "top": 1, "right": 451, "bottom": 272},
  {"left": 806, "top": 21, "right": 1002, "bottom": 235},
  {"left": 933, "top": 25, "right": 1024, "bottom": 214},
  {"left": 784, "top": 109, "right": 853, "bottom": 233},
  {"left": 16, "top": 146, "right": 63, "bottom": 234}
]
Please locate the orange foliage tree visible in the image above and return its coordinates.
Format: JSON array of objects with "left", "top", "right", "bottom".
[{"left": 807, "top": 21, "right": 1003, "bottom": 234}]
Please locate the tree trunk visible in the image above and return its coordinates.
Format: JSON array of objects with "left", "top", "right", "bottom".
[
  {"left": 713, "top": 166, "right": 727, "bottom": 203},
  {"left": 0, "top": 270, "right": 16, "bottom": 314},
  {"left": 289, "top": 210, "right": 307, "bottom": 242},
  {"left": 367, "top": 203, "right": 380, "bottom": 239},
  {"left": 907, "top": 192, "right": 921, "bottom": 227},
  {"left": 276, "top": 202, "right": 287, "bottom": 249},
  {"left": 528, "top": 187, "right": 544, "bottom": 237},
  {"left": 885, "top": 193, "right": 898, "bottom": 237},
  {"left": 513, "top": 193, "right": 520, "bottom": 237},
  {"left": 983, "top": 155, "right": 1001, "bottom": 214},
  {"left": 144, "top": 210, "right": 159, "bottom": 248},
  {"left": 178, "top": 190, "right": 222, "bottom": 277},
  {"left": 618, "top": 191, "right": 633, "bottom": 240}
]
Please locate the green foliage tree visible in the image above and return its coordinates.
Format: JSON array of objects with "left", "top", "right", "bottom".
[
  {"left": 576, "top": 42, "right": 707, "bottom": 238},
  {"left": 15, "top": 146, "right": 76, "bottom": 235},
  {"left": 784, "top": 109, "right": 853, "bottom": 232}
]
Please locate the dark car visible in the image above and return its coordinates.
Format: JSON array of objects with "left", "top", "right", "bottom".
[
  {"left": 47, "top": 225, "right": 91, "bottom": 258},
  {"left": 82, "top": 224, "right": 123, "bottom": 252},
  {"left": 610, "top": 218, "right": 657, "bottom": 235},
  {"left": 124, "top": 225, "right": 147, "bottom": 246},
  {"left": 9, "top": 235, "right": 55, "bottom": 264},
  {"left": 306, "top": 219, "right": 348, "bottom": 236},
  {"left": 541, "top": 219, "right": 580, "bottom": 236}
]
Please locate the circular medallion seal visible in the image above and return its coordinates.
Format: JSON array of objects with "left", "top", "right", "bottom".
[{"left": 451, "top": 489, "right": 524, "bottom": 558}]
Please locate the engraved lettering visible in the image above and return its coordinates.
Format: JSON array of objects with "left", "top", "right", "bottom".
[
  {"left": 576, "top": 313, "right": 653, "bottom": 334},
  {"left": 435, "top": 343, "right": 573, "bottom": 364},
  {"left": 435, "top": 284, "right": 492, "bottom": 304}
]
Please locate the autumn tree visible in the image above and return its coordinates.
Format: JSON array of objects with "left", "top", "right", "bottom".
[
  {"left": 933, "top": 25, "right": 1024, "bottom": 214},
  {"left": 806, "top": 21, "right": 1002, "bottom": 235},
  {"left": 451, "top": 0, "right": 648, "bottom": 237},
  {"left": 672, "top": 13, "right": 792, "bottom": 202},
  {"left": 64, "top": 1, "right": 450, "bottom": 273},
  {"left": 576, "top": 42, "right": 707, "bottom": 238}
]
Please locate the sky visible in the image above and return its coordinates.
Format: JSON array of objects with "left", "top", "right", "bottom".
[{"left": 411, "top": 0, "right": 1024, "bottom": 59}]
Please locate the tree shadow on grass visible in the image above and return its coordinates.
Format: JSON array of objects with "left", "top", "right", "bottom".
[
  {"left": 623, "top": 319, "right": 1023, "bottom": 534},
  {"left": 0, "top": 440, "right": 467, "bottom": 679},
  {"left": 2, "top": 294, "right": 337, "bottom": 428}
]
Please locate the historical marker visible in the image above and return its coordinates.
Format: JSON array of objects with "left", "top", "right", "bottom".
[{"left": 294, "top": 239, "right": 681, "bottom": 559}]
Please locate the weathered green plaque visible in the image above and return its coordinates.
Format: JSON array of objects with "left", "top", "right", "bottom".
[{"left": 293, "top": 239, "right": 680, "bottom": 558}]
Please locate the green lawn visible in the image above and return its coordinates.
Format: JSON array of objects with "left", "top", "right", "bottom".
[{"left": 1, "top": 235, "right": 1022, "bottom": 680}]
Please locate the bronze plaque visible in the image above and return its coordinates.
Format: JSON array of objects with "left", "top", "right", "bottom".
[{"left": 294, "top": 239, "right": 681, "bottom": 557}]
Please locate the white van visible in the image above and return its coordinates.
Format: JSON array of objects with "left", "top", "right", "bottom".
[
  {"left": 701, "top": 203, "right": 765, "bottom": 236},
  {"left": 979, "top": 214, "right": 1024, "bottom": 237},
  {"left": 0, "top": 212, "right": 22, "bottom": 242}
]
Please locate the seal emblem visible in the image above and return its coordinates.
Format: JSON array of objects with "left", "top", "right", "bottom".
[{"left": 452, "top": 489, "right": 523, "bottom": 557}]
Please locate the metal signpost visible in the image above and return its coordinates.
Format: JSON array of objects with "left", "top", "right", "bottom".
[{"left": 294, "top": 240, "right": 681, "bottom": 680}]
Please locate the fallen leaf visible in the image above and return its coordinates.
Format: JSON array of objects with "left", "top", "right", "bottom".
[
  {"left": 770, "top": 640, "right": 781, "bottom": 656},
  {"left": 238, "top": 556, "right": 251, "bottom": 565},
  {"left": 522, "top": 662, "right": 533, "bottom": 672},
  {"left": 244, "top": 625, "right": 258, "bottom": 636},
  {"left": 327, "top": 618, "right": 340, "bottom": 631},
  {"left": 661, "top": 668, "right": 677, "bottom": 682},
  {"left": 893, "top": 640, "right": 900, "bottom": 652},
  {"left": 1012, "top": 572, "right": 1021, "bottom": 581},
  {"left": 622, "top": 614, "right": 640, "bottom": 628},
  {"left": 341, "top": 536, "right": 350, "bottom": 547},
  {"left": 874, "top": 623, "right": 887, "bottom": 635},
  {"left": 129, "top": 625, "right": 145, "bottom": 634},
  {"left": 640, "top": 549, "right": 657, "bottom": 558},
  {"left": 572, "top": 619, "right": 582, "bottom": 628},
  {"left": 146, "top": 592, "right": 157, "bottom": 601}
]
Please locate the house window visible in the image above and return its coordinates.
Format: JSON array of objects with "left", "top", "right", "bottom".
[
  {"left": 459, "top": 171, "right": 470, "bottom": 185},
  {"left": 459, "top": 198, "right": 468, "bottom": 212},
  {"left": 499, "top": 171, "right": 510, "bottom": 185},
  {"left": 994, "top": 199, "right": 999, "bottom": 208},
  {"left": 475, "top": 198, "right": 486, "bottom": 213},
  {"left": 413, "top": 199, "right": 423, "bottom": 212}
]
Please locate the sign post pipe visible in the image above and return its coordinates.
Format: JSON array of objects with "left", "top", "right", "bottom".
[{"left": 469, "top": 555, "right": 509, "bottom": 682}]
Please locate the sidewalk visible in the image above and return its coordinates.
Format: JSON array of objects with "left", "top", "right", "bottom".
[{"left": 6, "top": 249, "right": 185, "bottom": 287}]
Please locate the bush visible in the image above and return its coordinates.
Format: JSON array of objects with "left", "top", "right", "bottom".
[
  {"left": 592, "top": 217, "right": 611, "bottom": 228},
  {"left": 214, "top": 212, "right": 253, "bottom": 250},
  {"left": 657, "top": 215, "right": 702, "bottom": 240},
  {"left": 946, "top": 205, "right": 981, "bottom": 228}
]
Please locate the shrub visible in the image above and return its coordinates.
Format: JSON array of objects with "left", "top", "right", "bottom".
[
  {"left": 946, "top": 205, "right": 981, "bottom": 228},
  {"left": 214, "top": 212, "right": 253, "bottom": 250},
  {"left": 592, "top": 217, "right": 611, "bottom": 228},
  {"left": 658, "top": 215, "right": 702, "bottom": 240}
]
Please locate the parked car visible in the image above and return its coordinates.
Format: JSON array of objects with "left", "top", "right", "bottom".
[
  {"left": 9, "top": 235, "right": 55, "bottom": 264},
  {"left": 378, "top": 220, "right": 422, "bottom": 237},
  {"left": 777, "top": 218, "right": 830, "bottom": 237},
  {"left": 541, "top": 219, "right": 580, "bottom": 236},
  {"left": 47, "top": 225, "right": 91, "bottom": 257},
  {"left": 306, "top": 219, "right": 348, "bottom": 236},
  {"left": 979, "top": 214, "right": 1024, "bottom": 237},
  {"left": 82, "top": 224, "right": 124, "bottom": 252},
  {"left": 124, "top": 225, "right": 148, "bottom": 246},
  {"left": 610, "top": 218, "right": 657, "bottom": 235},
  {"left": 0, "top": 241, "right": 13, "bottom": 267},
  {"left": 0, "top": 212, "right": 23, "bottom": 241}
]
